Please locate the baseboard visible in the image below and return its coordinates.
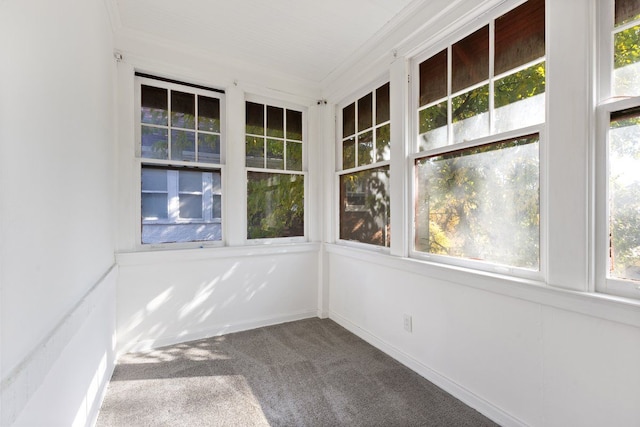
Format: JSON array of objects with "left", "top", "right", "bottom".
[
  {"left": 120, "top": 309, "right": 319, "bottom": 354},
  {"left": 329, "top": 311, "right": 526, "bottom": 427}
]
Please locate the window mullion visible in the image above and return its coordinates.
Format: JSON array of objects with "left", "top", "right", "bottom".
[
  {"left": 447, "top": 45, "right": 453, "bottom": 146},
  {"left": 168, "top": 170, "right": 179, "bottom": 222},
  {"left": 489, "top": 20, "right": 496, "bottom": 135},
  {"left": 203, "top": 172, "right": 213, "bottom": 222},
  {"left": 167, "top": 90, "right": 172, "bottom": 160}
]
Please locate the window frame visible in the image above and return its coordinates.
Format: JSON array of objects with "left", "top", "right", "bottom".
[
  {"left": 408, "top": 125, "right": 545, "bottom": 281},
  {"left": 244, "top": 94, "right": 308, "bottom": 244},
  {"left": 335, "top": 75, "right": 392, "bottom": 251},
  {"left": 408, "top": 0, "right": 547, "bottom": 281},
  {"left": 594, "top": 0, "right": 640, "bottom": 299},
  {"left": 596, "top": 97, "right": 640, "bottom": 299},
  {"left": 134, "top": 75, "right": 226, "bottom": 250}
]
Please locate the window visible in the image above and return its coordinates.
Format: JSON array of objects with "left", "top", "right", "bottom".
[
  {"left": 413, "top": 0, "right": 544, "bottom": 274},
  {"left": 338, "top": 82, "right": 391, "bottom": 247},
  {"left": 245, "top": 101, "right": 305, "bottom": 239},
  {"left": 612, "top": 0, "right": 640, "bottom": 96},
  {"left": 596, "top": 0, "right": 640, "bottom": 298},
  {"left": 137, "top": 75, "right": 224, "bottom": 245},
  {"left": 414, "top": 135, "right": 540, "bottom": 270}
]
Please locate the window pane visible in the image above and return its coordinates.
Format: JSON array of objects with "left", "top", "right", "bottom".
[
  {"left": 141, "top": 167, "right": 222, "bottom": 244},
  {"left": 247, "top": 172, "right": 304, "bottom": 239},
  {"left": 452, "top": 25, "right": 489, "bottom": 93},
  {"left": 376, "top": 124, "right": 391, "bottom": 162},
  {"left": 418, "top": 101, "right": 448, "bottom": 151},
  {"left": 211, "top": 171, "right": 222, "bottom": 193},
  {"left": 494, "top": 62, "right": 546, "bottom": 133},
  {"left": 212, "top": 194, "right": 222, "bottom": 219},
  {"left": 614, "top": 25, "right": 640, "bottom": 96},
  {"left": 171, "top": 130, "right": 195, "bottom": 161},
  {"left": 616, "top": 0, "right": 640, "bottom": 26},
  {"left": 419, "top": 49, "right": 448, "bottom": 107},
  {"left": 246, "top": 136, "right": 265, "bottom": 168},
  {"left": 142, "top": 168, "right": 167, "bottom": 191},
  {"left": 376, "top": 83, "right": 390, "bottom": 123},
  {"left": 198, "top": 96, "right": 220, "bottom": 132},
  {"left": 141, "top": 85, "right": 168, "bottom": 126},
  {"left": 358, "top": 131, "right": 373, "bottom": 166},
  {"left": 179, "top": 194, "right": 202, "bottom": 219},
  {"left": 343, "top": 138, "right": 356, "bottom": 169},
  {"left": 246, "top": 102, "right": 264, "bottom": 135},
  {"left": 452, "top": 84, "right": 489, "bottom": 143},
  {"left": 286, "top": 109, "right": 303, "bottom": 141},
  {"left": 339, "top": 166, "right": 390, "bottom": 247},
  {"left": 415, "top": 135, "right": 539, "bottom": 269},
  {"left": 179, "top": 170, "right": 202, "bottom": 192},
  {"left": 267, "top": 139, "right": 285, "bottom": 170},
  {"left": 142, "top": 193, "right": 168, "bottom": 219},
  {"left": 286, "top": 141, "right": 303, "bottom": 171},
  {"left": 358, "top": 93, "right": 373, "bottom": 132},
  {"left": 171, "top": 91, "right": 195, "bottom": 129},
  {"left": 267, "top": 105, "right": 284, "bottom": 138},
  {"left": 141, "top": 126, "right": 168, "bottom": 159},
  {"left": 343, "top": 103, "right": 356, "bottom": 137},
  {"left": 609, "top": 109, "right": 640, "bottom": 280},
  {"left": 198, "top": 134, "right": 220, "bottom": 163},
  {"left": 495, "top": 0, "right": 545, "bottom": 75}
]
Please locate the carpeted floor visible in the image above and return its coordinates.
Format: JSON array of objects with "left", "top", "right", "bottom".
[{"left": 97, "top": 318, "right": 498, "bottom": 426}]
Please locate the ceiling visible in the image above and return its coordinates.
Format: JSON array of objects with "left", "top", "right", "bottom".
[{"left": 109, "top": 0, "right": 418, "bottom": 86}]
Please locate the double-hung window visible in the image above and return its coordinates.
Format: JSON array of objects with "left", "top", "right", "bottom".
[
  {"left": 245, "top": 100, "right": 306, "bottom": 240},
  {"left": 597, "top": 0, "right": 640, "bottom": 299},
  {"left": 136, "top": 75, "right": 225, "bottom": 245},
  {"left": 412, "top": 0, "right": 545, "bottom": 275},
  {"left": 337, "top": 82, "right": 391, "bottom": 247}
]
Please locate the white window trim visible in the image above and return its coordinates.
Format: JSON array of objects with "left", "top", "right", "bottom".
[
  {"left": 243, "top": 94, "right": 309, "bottom": 244},
  {"left": 408, "top": 125, "right": 546, "bottom": 282},
  {"left": 141, "top": 168, "right": 222, "bottom": 224},
  {"left": 135, "top": 76, "right": 226, "bottom": 164},
  {"left": 408, "top": 0, "right": 546, "bottom": 281},
  {"left": 594, "top": 0, "right": 640, "bottom": 299},
  {"left": 135, "top": 160, "right": 227, "bottom": 250},
  {"left": 134, "top": 75, "right": 226, "bottom": 250},
  {"left": 336, "top": 74, "right": 391, "bottom": 171},
  {"left": 595, "top": 97, "right": 640, "bottom": 299},
  {"left": 335, "top": 75, "right": 392, "bottom": 250}
]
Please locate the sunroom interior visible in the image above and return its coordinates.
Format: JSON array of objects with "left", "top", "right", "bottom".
[{"left": 2, "top": 0, "right": 640, "bottom": 426}]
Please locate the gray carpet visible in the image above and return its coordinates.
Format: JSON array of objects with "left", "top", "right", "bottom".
[{"left": 97, "top": 318, "right": 498, "bottom": 426}]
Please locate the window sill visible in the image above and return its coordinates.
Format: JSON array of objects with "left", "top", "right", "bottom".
[
  {"left": 325, "top": 243, "right": 640, "bottom": 329},
  {"left": 117, "top": 241, "right": 321, "bottom": 266}
]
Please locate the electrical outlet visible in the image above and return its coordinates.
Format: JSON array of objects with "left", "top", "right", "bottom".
[{"left": 403, "top": 314, "right": 412, "bottom": 332}]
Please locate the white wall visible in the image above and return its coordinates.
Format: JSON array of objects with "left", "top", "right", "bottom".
[
  {"left": 116, "top": 246, "right": 319, "bottom": 354},
  {"left": 13, "top": 269, "right": 117, "bottom": 427},
  {"left": 0, "top": 0, "right": 117, "bottom": 424},
  {"left": 328, "top": 249, "right": 640, "bottom": 427}
]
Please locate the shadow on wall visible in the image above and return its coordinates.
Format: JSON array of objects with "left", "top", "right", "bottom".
[{"left": 117, "top": 254, "right": 315, "bottom": 354}]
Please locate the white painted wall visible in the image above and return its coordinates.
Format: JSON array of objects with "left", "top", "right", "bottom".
[
  {"left": 328, "top": 249, "right": 640, "bottom": 426},
  {"left": 13, "top": 269, "right": 117, "bottom": 427},
  {"left": 116, "top": 246, "right": 319, "bottom": 354},
  {"left": 0, "top": 0, "right": 117, "bottom": 424}
]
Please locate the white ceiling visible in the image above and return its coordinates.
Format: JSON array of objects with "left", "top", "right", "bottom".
[{"left": 109, "top": 0, "right": 418, "bottom": 86}]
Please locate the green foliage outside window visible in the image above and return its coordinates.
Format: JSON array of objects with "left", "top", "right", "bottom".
[{"left": 247, "top": 172, "right": 304, "bottom": 239}]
